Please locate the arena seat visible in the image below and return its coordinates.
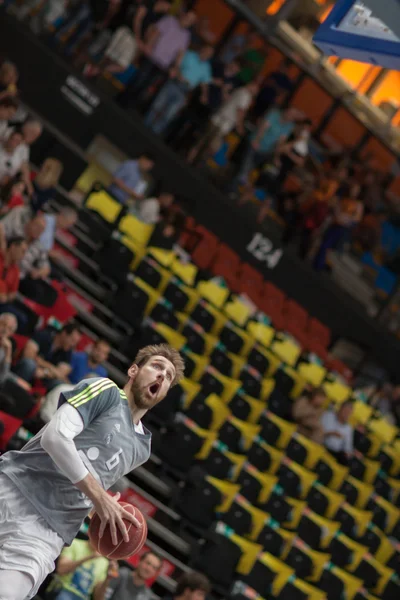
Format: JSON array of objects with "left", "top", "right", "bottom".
[
  {"left": 259, "top": 282, "right": 286, "bottom": 330},
  {"left": 306, "top": 317, "right": 332, "bottom": 357},
  {"left": 237, "top": 263, "right": 264, "bottom": 306},
  {"left": 210, "top": 244, "right": 241, "bottom": 292},
  {"left": 200, "top": 443, "right": 246, "bottom": 482},
  {"left": 190, "top": 227, "right": 220, "bottom": 271}
]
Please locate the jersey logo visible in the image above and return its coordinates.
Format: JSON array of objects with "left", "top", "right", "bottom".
[
  {"left": 114, "top": 424, "right": 121, "bottom": 433},
  {"left": 106, "top": 449, "right": 123, "bottom": 471}
]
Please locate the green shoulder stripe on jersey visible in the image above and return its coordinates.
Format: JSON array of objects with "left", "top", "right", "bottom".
[
  {"left": 68, "top": 379, "right": 116, "bottom": 408},
  {"left": 120, "top": 390, "right": 128, "bottom": 400}
]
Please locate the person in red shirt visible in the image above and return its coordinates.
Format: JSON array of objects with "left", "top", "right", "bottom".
[
  {"left": 0, "top": 236, "right": 27, "bottom": 304},
  {"left": 0, "top": 177, "right": 27, "bottom": 216}
]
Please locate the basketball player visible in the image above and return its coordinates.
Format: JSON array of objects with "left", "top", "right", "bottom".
[{"left": 0, "top": 344, "right": 184, "bottom": 600}]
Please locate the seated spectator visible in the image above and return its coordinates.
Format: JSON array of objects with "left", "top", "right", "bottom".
[
  {"left": 236, "top": 39, "right": 265, "bottom": 85},
  {"left": 0, "top": 236, "right": 27, "bottom": 306},
  {"left": 69, "top": 339, "right": 110, "bottom": 384},
  {"left": 95, "top": 551, "right": 163, "bottom": 600},
  {"left": 0, "top": 313, "right": 17, "bottom": 384},
  {"left": 46, "top": 535, "right": 109, "bottom": 600},
  {"left": 0, "top": 176, "right": 27, "bottom": 215},
  {"left": 118, "top": 10, "right": 197, "bottom": 109},
  {"left": 148, "top": 209, "right": 185, "bottom": 250},
  {"left": 129, "top": 191, "right": 174, "bottom": 225},
  {"left": 18, "top": 118, "right": 43, "bottom": 196},
  {"left": 145, "top": 44, "right": 213, "bottom": 135},
  {"left": 252, "top": 59, "right": 294, "bottom": 120},
  {"left": 39, "top": 207, "right": 79, "bottom": 253},
  {"left": 0, "top": 61, "right": 19, "bottom": 100},
  {"left": 31, "top": 157, "right": 64, "bottom": 212},
  {"left": 14, "top": 322, "right": 81, "bottom": 386},
  {"left": 188, "top": 81, "right": 259, "bottom": 164},
  {"left": 162, "top": 572, "right": 211, "bottom": 600},
  {"left": 0, "top": 96, "right": 19, "bottom": 139},
  {"left": 219, "top": 25, "right": 254, "bottom": 65},
  {"left": 108, "top": 153, "right": 155, "bottom": 205},
  {"left": 321, "top": 400, "right": 354, "bottom": 464},
  {"left": 0, "top": 128, "right": 25, "bottom": 186},
  {"left": 292, "top": 387, "right": 326, "bottom": 444}
]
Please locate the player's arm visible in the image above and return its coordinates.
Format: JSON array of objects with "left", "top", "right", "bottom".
[{"left": 40, "top": 379, "right": 141, "bottom": 544}]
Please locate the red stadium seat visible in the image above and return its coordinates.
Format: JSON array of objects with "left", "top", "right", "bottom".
[
  {"left": 210, "top": 243, "right": 241, "bottom": 291},
  {"left": 307, "top": 317, "right": 331, "bottom": 360},
  {"left": 237, "top": 263, "right": 264, "bottom": 305},
  {"left": 259, "top": 282, "right": 286, "bottom": 330},
  {"left": 179, "top": 216, "right": 198, "bottom": 251},
  {"left": 191, "top": 226, "right": 220, "bottom": 271},
  {"left": 0, "top": 411, "right": 22, "bottom": 450},
  {"left": 283, "top": 299, "right": 310, "bottom": 348},
  {"left": 49, "top": 281, "right": 78, "bottom": 323},
  {"left": 325, "top": 358, "right": 353, "bottom": 383}
]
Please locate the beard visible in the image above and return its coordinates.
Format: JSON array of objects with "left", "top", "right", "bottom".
[{"left": 130, "top": 378, "right": 160, "bottom": 410}]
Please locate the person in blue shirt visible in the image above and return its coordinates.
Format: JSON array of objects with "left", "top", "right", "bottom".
[
  {"left": 69, "top": 339, "right": 110, "bottom": 384},
  {"left": 108, "top": 153, "right": 155, "bottom": 205},
  {"left": 145, "top": 45, "right": 214, "bottom": 135}
]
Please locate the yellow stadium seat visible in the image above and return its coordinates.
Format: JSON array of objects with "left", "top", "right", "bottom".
[
  {"left": 196, "top": 279, "right": 230, "bottom": 309},
  {"left": 190, "top": 299, "right": 227, "bottom": 336},
  {"left": 206, "top": 477, "right": 240, "bottom": 512},
  {"left": 248, "top": 343, "right": 281, "bottom": 378},
  {"left": 181, "top": 350, "right": 209, "bottom": 382},
  {"left": 323, "top": 379, "right": 352, "bottom": 404},
  {"left": 282, "top": 537, "right": 330, "bottom": 583},
  {"left": 220, "top": 493, "right": 270, "bottom": 540},
  {"left": 335, "top": 502, "right": 373, "bottom": 538},
  {"left": 340, "top": 475, "right": 374, "bottom": 509},
  {"left": 246, "top": 552, "right": 295, "bottom": 597},
  {"left": 248, "top": 438, "right": 284, "bottom": 475},
  {"left": 236, "top": 463, "right": 278, "bottom": 505},
  {"left": 226, "top": 353, "right": 247, "bottom": 380},
  {"left": 85, "top": 188, "right": 123, "bottom": 223},
  {"left": 350, "top": 400, "right": 374, "bottom": 427},
  {"left": 297, "top": 361, "right": 327, "bottom": 387},
  {"left": 147, "top": 247, "right": 176, "bottom": 268},
  {"left": 318, "top": 564, "right": 363, "bottom": 600},
  {"left": 119, "top": 213, "right": 154, "bottom": 246},
  {"left": 279, "top": 457, "right": 317, "bottom": 499},
  {"left": 170, "top": 258, "right": 198, "bottom": 287},
  {"left": 220, "top": 416, "right": 261, "bottom": 452},
  {"left": 78, "top": 163, "right": 113, "bottom": 192},
  {"left": 219, "top": 321, "right": 254, "bottom": 358},
  {"left": 368, "top": 495, "right": 399, "bottom": 535},
  {"left": 179, "top": 377, "right": 201, "bottom": 407},
  {"left": 316, "top": 450, "right": 349, "bottom": 491},
  {"left": 200, "top": 440, "right": 246, "bottom": 482},
  {"left": 151, "top": 321, "right": 186, "bottom": 349},
  {"left": 368, "top": 417, "right": 397, "bottom": 444},
  {"left": 281, "top": 577, "right": 326, "bottom": 600},
  {"left": 379, "top": 444, "right": 400, "bottom": 477},
  {"left": 330, "top": 532, "right": 368, "bottom": 571},
  {"left": 242, "top": 394, "right": 266, "bottom": 425},
  {"left": 271, "top": 334, "right": 301, "bottom": 367},
  {"left": 307, "top": 481, "right": 346, "bottom": 520},
  {"left": 286, "top": 432, "right": 326, "bottom": 470},
  {"left": 285, "top": 498, "right": 307, "bottom": 530},
  {"left": 260, "top": 377, "right": 276, "bottom": 401},
  {"left": 298, "top": 508, "right": 341, "bottom": 549},
  {"left": 247, "top": 321, "right": 275, "bottom": 348},
  {"left": 259, "top": 411, "right": 297, "bottom": 450},
  {"left": 224, "top": 296, "right": 252, "bottom": 327}
]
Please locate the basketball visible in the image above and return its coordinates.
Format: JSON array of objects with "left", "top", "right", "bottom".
[{"left": 89, "top": 502, "right": 148, "bottom": 559}]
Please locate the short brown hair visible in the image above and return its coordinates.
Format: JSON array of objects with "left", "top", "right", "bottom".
[
  {"left": 134, "top": 344, "right": 185, "bottom": 386},
  {"left": 175, "top": 572, "right": 211, "bottom": 597}
]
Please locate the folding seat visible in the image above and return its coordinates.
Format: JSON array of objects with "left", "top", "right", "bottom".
[
  {"left": 323, "top": 379, "right": 352, "bottom": 405},
  {"left": 353, "top": 426, "right": 380, "bottom": 459},
  {"left": 276, "top": 577, "right": 326, "bottom": 600},
  {"left": 350, "top": 455, "right": 381, "bottom": 485},
  {"left": 306, "top": 481, "right": 345, "bottom": 519},
  {"left": 329, "top": 532, "right": 368, "bottom": 571},
  {"left": 339, "top": 476, "right": 373, "bottom": 510},
  {"left": 139, "top": 321, "right": 186, "bottom": 351},
  {"left": 270, "top": 334, "right": 302, "bottom": 367},
  {"left": 181, "top": 321, "right": 218, "bottom": 356},
  {"left": 0, "top": 411, "right": 22, "bottom": 451},
  {"left": 258, "top": 411, "right": 297, "bottom": 450},
  {"left": 219, "top": 321, "right": 253, "bottom": 356},
  {"left": 317, "top": 564, "right": 363, "bottom": 600},
  {"left": 297, "top": 361, "right": 327, "bottom": 387},
  {"left": 374, "top": 573, "right": 400, "bottom": 600},
  {"left": 110, "top": 277, "right": 159, "bottom": 328},
  {"left": 134, "top": 255, "right": 171, "bottom": 291},
  {"left": 366, "top": 495, "right": 399, "bottom": 535},
  {"left": 273, "top": 365, "right": 300, "bottom": 397},
  {"left": 175, "top": 472, "right": 239, "bottom": 530},
  {"left": 180, "top": 349, "right": 208, "bottom": 381},
  {"left": 196, "top": 279, "right": 230, "bottom": 310},
  {"left": 210, "top": 243, "right": 241, "bottom": 292},
  {"left": 277, "top": 457, "right": 317, "bottom": 500},
  {"left": 218, "top": 417, "right": 260, "bottom": 455},
  {"left": 247, "top": 343, "right": 280, "bottom": 378},
  {"left": 200, "top": 441, "right": 246, "bottom": 481},
  {"left": 209, "top": 346, "right": 243, "bottom": 378},
  {"left": 297, "top": 509, "right": 340, "bottom": 551},
  {"left": 170, "top": 257, "right": 198, "bottom": 287},
  {"left": 378, "top": 444, "right": 400, "bottom": 478},
  {"left": 184, "top": 393, "right": 230, "bottom": 432},
  {"left": 238, "top": 364, "right": 262, "bottom": 398},
  {"left": 235, "top": 463, "right": 278, "bottom": 505},
  {"left": 325, "top": 357, "right": 353, "bottom": 382},
  {"left": 179, "top": 217, "right": 200, "bottom": 252},
  {"left": 283, "top": 537, "right": 329, "bottom": 583},
  {"left": 265, "top": 387, "right": 293, "bottom": 420},
  {"left": 358, "top": 523, "right": 390, "bottom": 556},
  {"left": 156, "top": 417, "right": 216, "bottom": 473},
  {"left": 220, "top": 494, "right": 268, "bottom": 538},
  {"left": 246, "top": 321, "right": 275, "bottom": 349},
  {"left": 148, "top": 298, "right": 180, "bottom": 331},
  {"left": 286, "top": 433, "right": 326, "bottom": 470},
  {"left": 314, "top": 451, "right": 349, "bottom": 491},
  {"left": 376, "top": 537, "right": 400, "bottom": 572},
  {"left": 227, "top": 392, "right": 265, "bottom": 425},
  {"left": 224, "top": 296, "right": 252, "bottom": 328},
  {"left": 334, "top": 503, "right": 373, "bottom": 539},
  {"left": 0, "top": 379, "right": 37, "bottom": 420},
  {"left": 249, "top": 511, "right": 294, "bottom": 556},
  {"left": 190, "top": 299, "right": 227, "bottom": 335},
  {"left": 190, "top": 228, "right": 220, "bottom": 270},
  {"left": 147, "top": 377, "right": 199, "bottom": 426},
  {"left": 162, "top": 276, "right": 199, "bottom": 313},
  {"left": 351, "top": 554, "right": 395, "bottom": 595},
  {"left": 306, "top": 317, "right": 331, "bottom": 360},
  {"left": 82, "top": 188, "right": 123, "bottom": 242},
  {"left": 192, "top": 523, "right": 262, "bottom": 588},
  {"left": 198, "top": 368, "right": 242, "bottom": 403},
  {"left": 282, "top": 299, "right": 310, "bottom": 348},
  {"left": 244, "top": 552, "right": 295, "bottom": 597},
  {"left": 119, "top": 213, "right": 154, "bottom": 249},
  {"left": 93, "top": 236, "right": 134, "bottom": 285},
  {"left": 370, "top": 474, "right": 395, "bottom": 503},
  {"left": 259, "top": 282, "right": 286, "bottom": 331},
  {"left": 237, "top": 263, "right": 264, "bottom": 306},
  {"left": 247, "top": 438, "right": 283, "bottom": 475}
]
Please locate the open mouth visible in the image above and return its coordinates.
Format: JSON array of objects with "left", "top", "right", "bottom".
[{"left": 149, "top": 382, "right": 160, "bottom": 397}]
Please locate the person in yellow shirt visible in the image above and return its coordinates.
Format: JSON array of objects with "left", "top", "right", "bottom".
[{"left": 47, "top": 537, "right": 110, "bottom": 600}]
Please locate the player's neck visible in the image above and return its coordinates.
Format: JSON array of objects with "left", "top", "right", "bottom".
[{"left": 123, "top": 383, "right": 147, "bottom": 425}]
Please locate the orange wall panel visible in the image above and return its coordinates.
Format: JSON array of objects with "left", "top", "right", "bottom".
[
  {"left": 323, "top": 107, "right": 365, "bottom": 148},
  {"left": 360, "top": 138, "right": 396, "bottom": 173},
  {"left": 371, "top": 71, "right": 400, "bottom": 108},
  {"left": 193, "top": 0, "right": 235, "bottom": 38},
  {"left": 389, "top": 176, "right": 400, "bottom": 198},
  {"left": 289, "top": 78, "right": 333, "bottom": 126}
]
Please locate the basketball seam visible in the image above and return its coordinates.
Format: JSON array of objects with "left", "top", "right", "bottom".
[{"left": 106, "top": 504, "right": 138, "bottom": 558}]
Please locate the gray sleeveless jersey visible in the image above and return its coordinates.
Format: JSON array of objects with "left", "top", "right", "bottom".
[{"left": 0, "top": 377, "right": 152, "bottom": 545}]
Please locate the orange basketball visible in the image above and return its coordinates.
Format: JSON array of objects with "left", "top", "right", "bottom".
[{"left": 89, "top": 502, "right": 148, "bottom": 559}]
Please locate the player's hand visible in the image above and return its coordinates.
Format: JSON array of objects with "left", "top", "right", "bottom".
[{"left": 93, "top": 491, "right": 141, "bottom": 546}]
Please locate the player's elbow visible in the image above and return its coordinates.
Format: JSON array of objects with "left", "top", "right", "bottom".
[{"left": 40, "top": 422, "right": 60, "bottom": 456}]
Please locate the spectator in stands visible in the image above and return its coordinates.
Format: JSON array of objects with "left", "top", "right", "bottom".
[
  {"left": 321, "top": 400, "right": 354, "bottom": 464},
  {"left": 0, "top": 176, "right": 27, "bottom": 215},
  {"left": 162, "top": 571, "right": 211, "bottom": 600},
  {"left": 252, "top": 59, "right": 294, "bottom": 121},
  {"left": 188, "top": 81, "right": 259, "bottom": 164},
  {"left": 219, "top": 26, "right": 257, "bottom": 65},
  {"left": 145, "top": 44, "right": 214, "bottom": 135},
  {"left": 14, "top": 322, "right": 81, "bottom": 386},
  {"left": 95, "top": 551, "right": 163, "bottom": 600},
  {"left": 231, "top": 107, "right": 297, "bottom": 193},
  {"left": 69, "top": 339, "right": 110, "bottom": 384},
  {"left": 191, "top": 15, "right": 216, "bottom": 46},
  {"left": 39, "top": 207, "right": 79, "bottom": 253},
  {"left": 148, "top": 208, "right": 185, "bottom": 250},
  {"left": 236, "top": 40, "right": 265, "bottom": 86},
  {"left": 108, "top": 153, "right": 155, "bottom": 205},
  {"left": 18, "top": 118, "right": 43, "bottom": 196},
  {"left": 0, "top": 236, "right": 27, "bottom": 306},
  {"left": 0, "top": 312, "right": 17, "bottom": 384},
  {"left": 0, "top": 127, "right": 25, "bottom": 186},
  {"left": 0, "top": 96, "right": 19, "bottom": 139},
  {"left": 292, "top": 387, "right": 326, "bottom": 444},
  {"left": 118, "top": 10, "right": 197, "bottom": 108},
  {"left": 0, "top": 61, "right": 19, "bottom": 100},
  {"left": 46, "top": 535, "right": 109, "bottom": 600},
  {"left": 129, "top": 191, "right": 175, "bottom": 225},
  {"left": 31, "top": 157, "right": 64, "bottom": 212}
]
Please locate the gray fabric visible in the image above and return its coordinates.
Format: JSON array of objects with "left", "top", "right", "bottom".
[
  {"left": 1, "top": 206, "right": 32, "bottom": 239},
  {"left": 104, "top": 567, "right": 155, "bottom": 600},
  {"left": 0, "top": 378, "right": 152, "bottom": 545},
  {"left": 0, "top": 346, "right": 10, "bottom": 383}
]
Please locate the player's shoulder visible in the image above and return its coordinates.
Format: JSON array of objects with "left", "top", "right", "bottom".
[{"left": 73, "top": 377, "right": 122, "bottom": 401}]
